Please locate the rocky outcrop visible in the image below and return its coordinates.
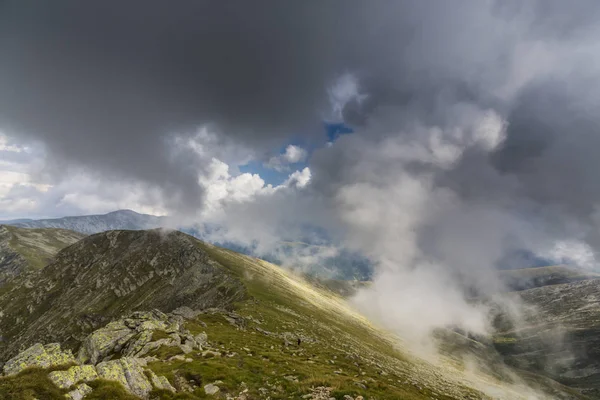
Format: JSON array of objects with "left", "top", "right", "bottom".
[
  {"left": 77, "top": 309, "right": 207, "bottom": 364},
  {"left": 2, "top": 343, "right": 75, "bottom": 376},
  {"left": 1, "top": 309, "right": 208, "bottom": 399}
]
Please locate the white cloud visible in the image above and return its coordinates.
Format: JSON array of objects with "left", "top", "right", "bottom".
[
  {"left": 328, "top": 73, "right": 368, "bottom": 121},
  {"left": 265, "top": 145, "right": 308, "bottom": 172},
  {"left": 284, "top": 167, "right": 311, "bottom": 188},
  {"left": 545, "top": 240, "right": 597, "bottom": 270}
]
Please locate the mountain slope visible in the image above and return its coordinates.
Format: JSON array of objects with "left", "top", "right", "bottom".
[
  {"left": 2, "top": 210, "right": 164, "bottom": 234},
  {"left": 0, "top": 229, "right": 589, "bottom": 399},
  {"left": 0, "top": 225, "right": 85, "bottom": 283},
  {"left": 0, "top": 229, "right": 245, "bottom": 359},
  {"left": 494, "top": 278, "right": 600, "bottom": 398},
  {"left": 500, "top": 265, "right": 600, "bottom": 291}
]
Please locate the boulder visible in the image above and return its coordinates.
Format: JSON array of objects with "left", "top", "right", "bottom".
[
  {"left": 48, "top": 364, "right": 98, "bottom": 389},
  {"left": 2, "top": 343, "right": 75, "bottom": 376},
  {"left": 96, "top": 357, "right": 152, "bottom": 398},
  {"left": 77, "top": 320, "right": 136, "bottom": 364},
  {"left": 204, "top": 383, "right": 220, "bottom": 395}
]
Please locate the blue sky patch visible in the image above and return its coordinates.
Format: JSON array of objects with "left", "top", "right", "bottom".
[{"left": 324, "top": 121, "right": 354, "bottom": 142}]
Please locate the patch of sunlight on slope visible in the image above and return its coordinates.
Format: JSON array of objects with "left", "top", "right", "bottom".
[{"left": 201, "top": 243, "right": 573, "bottom": 400}]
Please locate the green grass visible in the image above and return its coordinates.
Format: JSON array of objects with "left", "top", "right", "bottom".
[
  {"left": 136, "top": 243, "right": 480, "bottom": 400},
  {"left": 152, "top": 330, "right": 172, "bottom": 342},
  {"left": 0, "top": 367, "right": 68, "bottom": 400},
  {"left": 86, "top": 380, "right": 139, "bottom": 400}
]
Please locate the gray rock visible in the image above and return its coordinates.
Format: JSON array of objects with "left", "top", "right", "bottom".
[
  {"left": 77, "top": 309, "right": 188, "bottom": 364},
  {"left": 77, "top": 320, "right": 136, "bottom": 364},
  {"left": 204, "top": 383, "right": 220, "bottom": 395}
]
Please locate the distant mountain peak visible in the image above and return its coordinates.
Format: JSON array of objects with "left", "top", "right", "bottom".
[{"left": 2, "top": 209, "right": 166, "bottom": 235}]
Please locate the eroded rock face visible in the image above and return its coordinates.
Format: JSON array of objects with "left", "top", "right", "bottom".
[{"left": 2, "top": 343, "right": 75, "bottom": 376}]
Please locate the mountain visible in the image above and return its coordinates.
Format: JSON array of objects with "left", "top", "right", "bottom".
[
  {"left": 2, "top": 210, "right": 165, "bottom": 235},
  {"left": 0, "top": 225, "right": 85, "bottom": 284},
  {"left": 0, "top": 228, "right": 585, "bottom": 399},
  {"left": 3, "top": 211, "right": 375, "bottom": 280},
  {"left": 0, "top": 229, "right": 245, "bottom": 360}
]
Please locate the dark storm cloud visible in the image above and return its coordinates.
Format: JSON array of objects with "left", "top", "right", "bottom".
[
  {"left": 0, "top": 0, "right": 360, "bottom": 209},
  {"left": 2, "top": 0, "right": 600, "bottom": 217}
]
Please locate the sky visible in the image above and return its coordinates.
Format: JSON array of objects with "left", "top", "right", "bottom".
[{"left": 3, "top": 0, "right": 600, "bottom": 341}]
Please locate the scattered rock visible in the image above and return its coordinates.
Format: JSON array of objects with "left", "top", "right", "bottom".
[
  {"left": 2, "top": 343, "right": 75, "bottom": 376},
  {"left": 202, "top": 349, "right": 221, "bottom": 358},
  {"left": 204, "top": 383, "right": 221, "bottom": 395},
  {"left": 173, "top": 374, "right": 194, "bottom": 392},
  {"left": 305, "top": 386, "right": 335, "bottom": 400}
]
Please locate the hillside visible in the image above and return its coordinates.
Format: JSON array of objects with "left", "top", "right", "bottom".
[
  {"left": 0, "top": 229, "right": 589, "bottom": 399},
  {"left": 0, "top": 229, "right": 245, "bottom": 360},
  {"left": 0, "top": 225, "right": 85, "bottom": 284}
]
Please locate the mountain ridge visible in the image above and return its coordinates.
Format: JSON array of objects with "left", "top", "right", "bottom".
[{"left": 1, "top": 210, "right": 165, "bottom": 235}]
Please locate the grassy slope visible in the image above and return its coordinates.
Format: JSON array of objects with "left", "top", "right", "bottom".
[
  {"left": 1, "top": 224, "right": 86, "bottom": 270},
  {"left": 144, "top": 243, "right": 482, "bottom": 400}
]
